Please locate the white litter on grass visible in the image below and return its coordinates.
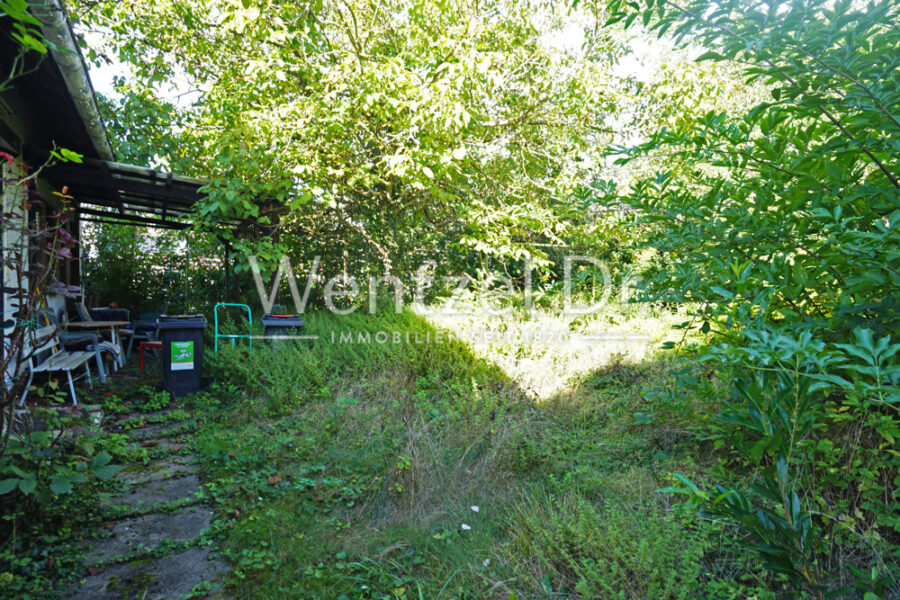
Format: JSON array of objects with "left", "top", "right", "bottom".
[
  {"left": 470, "top": 505, "right": 479, "bottom": 513},
  {"left": 483, "top": 559, "right": 490, "bottom": 567},
  {"left": 461, "top": 523, "right": 471, "bottom": 530}
]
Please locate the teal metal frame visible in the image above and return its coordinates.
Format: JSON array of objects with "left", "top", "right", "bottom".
[{"left": 213, "top": 303, "right": 253, "bottom": 353}]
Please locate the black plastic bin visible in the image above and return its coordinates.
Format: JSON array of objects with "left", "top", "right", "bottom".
[
  {"left": 158, "top": 315, "right": 207, "bottom": 397},
  {"left": 260, "top": 314, "right": 305, "bottom": 349}
]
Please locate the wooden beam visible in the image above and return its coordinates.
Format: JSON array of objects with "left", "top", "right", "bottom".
[
  {"left": 99, "top": 160, "right": 125, "bottom": 214},
  {"left": 76, "top": 207, "right": 190, "bottom": 229},
  {"left": 50, "top": 165, "right": 202, "bottom": 203},
  {"left": 162, "top": 172, "right": 173, "bottom": 221},
  {"left": 78, "top": 216, "right": 188, "bottom": 231},
  {"left": 74, "top": 195, "right": 194, "bottom": 215},
  {"left": 77, "top": 205, "right": 242, "bottom": 229}
]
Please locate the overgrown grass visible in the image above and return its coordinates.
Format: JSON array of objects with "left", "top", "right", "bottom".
[
  {"left": 193, "top": 308, "right": 769, "bottom": 598},
  {"left": 419, "top": 296, "right": 685, "bottom": 400}
]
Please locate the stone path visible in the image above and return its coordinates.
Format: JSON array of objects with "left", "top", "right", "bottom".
[{"left": 66, "top": 408, "right": 228, "bottom": 599}]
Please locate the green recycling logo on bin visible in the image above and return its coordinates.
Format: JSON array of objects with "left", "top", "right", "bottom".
[{"left": 171, "top": 341, "right": 194, "bottom": 371}]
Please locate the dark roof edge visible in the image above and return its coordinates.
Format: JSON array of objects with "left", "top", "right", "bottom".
[
  {"left": 29, "top": 0, "right": 114, "bottom": 162},
  {"left": 85, "top": 158, "right": 209, "bottom": 187}
]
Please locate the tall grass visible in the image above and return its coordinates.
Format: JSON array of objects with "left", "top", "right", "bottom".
[{"left": 194, "top": 307, "right": 761, "bottom": 598}]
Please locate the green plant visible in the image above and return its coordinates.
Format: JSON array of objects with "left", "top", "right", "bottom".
[
  {"left": 138, "top": 388, "right": 172, "bottom": 413},
  {"left": 95, "top": 433, "right": 149, "bottom": 465},
  {"left": 0, "top": 151, "right": 83, "bottom": 443},
  {"left": 0, "top": 409, "right": 121, "bottom": 501},
  {"left": 100, "top": 392, "right": 130, "bottom": 415},
  {"left": 503, "top": 487, "right": 710, "bottom": 599},
  {"left": 0, "top": 407, "right": 125, "bottom": 596},
  {"left": 598, "top": 0, "right": 900, "bottom": 594}
]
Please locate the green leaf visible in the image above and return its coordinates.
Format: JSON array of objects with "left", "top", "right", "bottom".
[
  {"left": 59, "top": 148, "right": 84, "bottom": 163},
  {"left": 12, "top": 30, "right": 47, "bottom": 54},
  {"left": 0, "top": 0, "right": 43, "bottom": 26},
  {"left": 18, "top": 477, "right": 36, "bottom": 494},
  {"left": 824, "top": 160, "right": 842, "bottom": 180},
  {"left": 92, "top": 452, "right": 112, "bottom": 468},
  {"left": 671, "top": 472, "right": 707, "bottom": 499},
  {"left": 695, "top": 51, "right": 725, "bottom": 61},
  {"left": 0, "top": 478, "right": 19, "bottom": 494},
  {"left": 711, "top": 489, "right": 736, "bottom": 506},
  {"left": 92, "top": 464, "right": 123, "bottom": 481},
  {"left": 775, "top": 455, "right": 788, "bottom": 491},
  {"left": 657, "top": 486, "right": 691, "bottom": 494},
  {"left": 50, "top": 479, "right": 73, "bottom": 495}
]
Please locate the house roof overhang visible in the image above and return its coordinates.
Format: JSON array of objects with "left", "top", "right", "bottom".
[
  {"left": 0, "top": 1, "right": 114, "bottom": 162},
  {"left": 2, "top": 1, "right": 274, "bottom": 233}
]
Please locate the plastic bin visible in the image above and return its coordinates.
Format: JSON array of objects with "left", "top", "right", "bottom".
[
  {"left": 260, "top": 314, "right": 305, "bottom": 350},
  {"left": 157, "top": 315, "right": 207, "bottom": 397}
]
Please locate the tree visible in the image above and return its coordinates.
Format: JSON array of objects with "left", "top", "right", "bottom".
[
  {"left": 72, "top": 0, "right": 634, "bottom": 285},
  {"left": 595, "top": 0, "right": 900, "bottom": 594}
]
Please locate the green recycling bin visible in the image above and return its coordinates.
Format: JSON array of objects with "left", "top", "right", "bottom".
[{"left": 158, "top": 315, "right": 207, "bottom": 397}]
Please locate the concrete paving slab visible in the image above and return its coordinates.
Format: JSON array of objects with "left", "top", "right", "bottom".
[
  {"left": 126, "top": 422, "right": 191, "bottom": 441},
  {"left": 67, "top": 545, "right": 228, "bottom": 600},
  {"left": 109, "top": 475, "right": 203, "bottom": 510},
  {"left": 116, "top": 408, "right": 179, "bottom": 422},
  {"left": 117, "top": 459, "right": 198, "bottom": 485},
  {"left": 84, "top": 506, "right": 213, "bottom": 565},
  {"left": 168, "top": 454, "right": 198, "bottom": 465},
  {"left": 139, "top": 438, "right": 188, "bottom": 453}
]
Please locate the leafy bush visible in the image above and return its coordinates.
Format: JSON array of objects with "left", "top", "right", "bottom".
[
  {"left": 206, "top": 309, "right": 513, "bottom": 416},
  {"left": 82, "top": 223, "right": 224, "bottom": 315},
  {"left": 0, "top": 408, "right": 123, "bottom": 597},
  {"left": 0, "top": 409, "right": 120, "bottom": 501},
  {"left": 601, "top": 0, "right": 900, "bottom": 595}
]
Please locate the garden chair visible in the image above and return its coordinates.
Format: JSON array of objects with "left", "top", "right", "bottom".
[
  {"left": 18, "top": 325, "right": 96, "bottom": 406},
  {"left": 122, "top": 302, "right": 168, "bottom": 359},
  {"left": 36, "top": 309, "right": 108, "bottom": 383},
  {"left": 70, "top": 302, "right": 127, "bottom": 369}
]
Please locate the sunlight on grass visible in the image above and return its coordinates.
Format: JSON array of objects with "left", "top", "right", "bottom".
[{"left": 419, "top": 300, "right": 686, "bottom": 400}]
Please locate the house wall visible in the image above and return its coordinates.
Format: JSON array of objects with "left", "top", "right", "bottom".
[
  {"left": 2, "top": 160, "right": 79, "bottom": 333},
  {"left": 2, "top": 161, "right": 28, "bottom": 336}
]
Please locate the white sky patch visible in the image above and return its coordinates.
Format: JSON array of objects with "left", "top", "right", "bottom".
[
  {"left": 82, "top": 30, "right": 199, "bottom": 110},
  {"left": 83, "top": 30, "right": 127, "bottom": 98},
  {"left": 615, "top": 36, "right": 675, "bottom": 83},
  {"left": 89, "top": 58, "right": 128, "bottom": 98},
  {"left": 541, "top": 20, "right": 586, "bottom": 55}
]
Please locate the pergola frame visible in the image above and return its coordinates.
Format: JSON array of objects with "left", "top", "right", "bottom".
[
  {"left": 43, "top": 158, "right": 257, "bottom": 301},
  {"left": 48, "top": 158, "right": 243, "bottom": 231}
]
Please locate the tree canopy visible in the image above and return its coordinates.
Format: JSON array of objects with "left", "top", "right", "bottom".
[{"left": 73, "top": 0, "right": 646, "bottom": 281}]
